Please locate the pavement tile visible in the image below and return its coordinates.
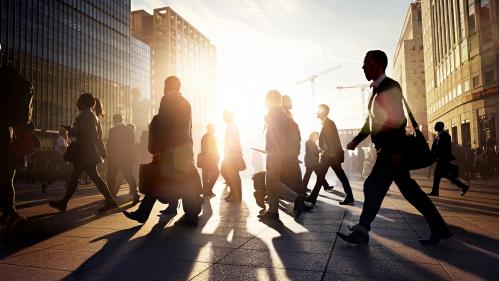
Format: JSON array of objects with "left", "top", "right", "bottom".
[
  {"left": 0, "top": 263, "right": 71, "bottom": 281},
  {"left": 190, "top": 264, "right": 323, "bottom": 281},
  {"left": 80, "top": 257, "right": 211, "bottom": 281},
  {"left": 0, "top": 248, "right": 118, "bottom": 272},
  {"left": 326, "top": 256, "right": 452, "bottom": 281},
  {"left": 332, "top": 244, "right": 439, "bottom": 264},
  {"left": 218, "top": 248, "right": 329, "bottom": 271},
  {"left": 441, "top": 262, "right": 499, "bottom": 281},
  {"left": 241, "top": 238, "right": 333, "bottom": 254},
  {"left": 130, "top": 244, "right": 233, "bottom": 263}
]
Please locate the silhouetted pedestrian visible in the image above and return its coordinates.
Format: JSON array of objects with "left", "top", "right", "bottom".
[
  {"left": 49, "top": 93, "right": 118, "bottom": 213},
  {"left": 106, "top": 114, "right": 139, "bottom": 203},
  {"left": 41, "top": 129, "right": 70, "bottom": 193},
  {"left": 0, "top": 66, "right": 33, "bottom": 237},
  {"left": 199, "top": 123, "right": 220, "bottom": 198},
  {"left": 302, "top": 131, "right": 329, "bottom": 191},
  {"left": 258, "top": 90, "right": 312, "bottom": 221},
  {"left": 123, "top": 76, "right": 202, "bottom": 226},
  {"left": 279, "top": 95, "right": 304, "bottom": 194},
  {"left": 306, "top": 104, "right": 354, "bottom": 205},
  {"left": 338, "top": 50, "right": 450, "bottom": 246},
  {"left": 221, "top": 111, "right": 245, "bottom": 202},
  {"left": 428, "top": 122, "right": 469, "bottom": 197}
]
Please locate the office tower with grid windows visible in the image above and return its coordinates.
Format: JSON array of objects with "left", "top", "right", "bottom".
[
  {"left": 131, "top": 7, "right": 217, "bottom": 144},
  {"left": 130, "top": 36, "right": 151, "bottom": 134},
  {"left": 421, "top": 0, "right": 499, "bottom": 149},
  {"left": 0, "top": 0, "right": 145, "bottom": 138},
  {"left": 393, "top": 1, "right": 429, "bottom": 139}
]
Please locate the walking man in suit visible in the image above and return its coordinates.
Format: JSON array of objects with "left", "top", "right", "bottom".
[
  {"left": 428, "top": 121, "right": 469, "bottom": 197},
  {"left": 337, "top": 50, "right": 451, "bottom": 245},
  {"left": 106, "top": 114, "right": 139, "bottom": 203},
  {"left": 306, "top": 104, "right": 354, "bottom": 205}
]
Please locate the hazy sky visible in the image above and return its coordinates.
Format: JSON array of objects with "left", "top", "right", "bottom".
[{"left": 131, "top": 0, "right": 412, "bottom": 145}]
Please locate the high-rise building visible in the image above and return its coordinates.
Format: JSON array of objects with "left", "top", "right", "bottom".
[
  {"left": 130, "top": 36, "right": 151, "bottom": 133},
  {"left": 131, "top": 7, "right": 217, "bottom": 143},
  {"left": 393, "top": 0, "right": 428, "bottom": 139},
  {"left": 421, "top": 0, "right": 499, "bottom": 149},
  {"left": 0, "top": 0, "right": 137, "bottom": 135}
]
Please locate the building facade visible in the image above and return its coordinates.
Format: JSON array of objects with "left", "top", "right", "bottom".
[
  {"left": 421, "top": 0, "right": 499, "bottom": 150},
  {"left": 0, "top": 0, "right": 135, "bottom": 135},
  {"left": 131, "top": 7, "right": 217, "bottom": 143},
  {"left": 130, "top": 36, "right": 151, "bottom": 134},
  {"left": 393, "top": 0, "right": 429, "bottom": 139}
]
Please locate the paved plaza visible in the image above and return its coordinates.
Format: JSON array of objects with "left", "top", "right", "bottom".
[{"left": 1, "top": 173, "right": 498, "bottom": 281}]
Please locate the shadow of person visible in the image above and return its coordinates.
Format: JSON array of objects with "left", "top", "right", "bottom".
[{"left": 59, "top": 191, "right": 278, "bottom": 280}]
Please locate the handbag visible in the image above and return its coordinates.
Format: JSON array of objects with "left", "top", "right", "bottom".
[
  {"left": 63, "top": 141, "right": 81, "bottom": 163},
  {"left": 401, "top": 95, "right": 433, "bottom": 170},
  {"left": 233, "top": 154, "right": 246, "bottom": 171},
  {"left": 196, "top": 153, "right": 204, "bottom": 169},
  {"left": 139, "top": 162, "right": 172, "bottom": 196}
]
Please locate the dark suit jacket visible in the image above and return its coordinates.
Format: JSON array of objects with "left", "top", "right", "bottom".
[
  {"left": 351, "top": 77, "right": 407, "bottom": 152},
  {"left": 319, "top": 118, "right": 344, "bottom": 162},
  {"left": 107, "top": 123, "right": 134, "bottom": 164},
  {"left": 431, "top": 131, "right": 455, "bottom": 162},
  {"left": 304, "top": 139, "right": 320, "bottom": 168},
  {"left": 201, "top": 132, "right": 219, "bottom": 166},
  {"left": 265, "top": 106, "right": 288, "bottom": 155},
  {"left": 149, "top": 93, "right": 194, "bottom": 178}
]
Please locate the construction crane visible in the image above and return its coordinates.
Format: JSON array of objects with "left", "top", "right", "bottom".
[
  {"left": 336, "top": 84, "right": 371, "bottom": 120},
  {"left": 296, "top": 65, "right": 342, "bottom": 107}
]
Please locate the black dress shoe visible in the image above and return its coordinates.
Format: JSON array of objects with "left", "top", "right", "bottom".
[
  {"left": 339, "top": 198, "right": 354, "bottom": 205},
  {"left": 461, "top": 185, "right": 469, "bottom": 196},
  {"left": 160, "top": 204, "right": 178, "bottom": 216},
  {"left": 129, "top": 193, "right": 140, "bottom": 204},
  {"left": 419, "top": 231, "right": 452, "bottom": 245},
  {"left": 49, "top": 200, "right": 67, "bottom": 212},
  {"left": 122, "top": 211, "right": 147, "bottom": 223},
  {"left": 175, "top": 215, "right": 198, "bottom": 227},
  {"left": 294, "top": 196, "right": 313, "bottom": 218},
  {"left": 304, "top": 196, "right": 317, "bottom": 206},
  {"left": 258, "top": 211, "right": 279, "bottom": 220},
  {"left": 336, "top": 231, "right": 369, "bottom": 245},
  {"left": 427, "top": 192, "right": 439, "bottom": 197},
  {"left": 97, "top": 201, "right": 118, "bottom": 213}
]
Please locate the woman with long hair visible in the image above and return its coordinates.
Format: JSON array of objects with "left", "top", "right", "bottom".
[{"left": 49, "top": 93, "right": 117, "bottom": 213}]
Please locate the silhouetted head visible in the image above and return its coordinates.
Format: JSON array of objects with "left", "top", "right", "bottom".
[
  {"left": 363, "top": 50, "right": 387, "bottom": 81},
  {"left": 223, "top": 111, "right": 234, "bottom": 123},
  {"left": 164, "top": 76, "right": 181, "bottom": 96},
  {"left": 265, "top": 90, "right": 282, "bottom": 109},
  {"left": 113, "top": 114, "right": 123, "bottom": 125},
  {"left": 281, "top": 95, "right": 292, "bottom": 110},
  {"left": 207, "top": 123, "right": 216, "bottom": 134},
  {"left": 94, "top": 98, "right": 105, "bottom": 117},
  {"left": 77, "top": 93, "right": 96, "bottom": 111},
  {"left": 317, "top": 104, "right": 330, "bottom": 120},
  {"left": 309, "top": 131, "right": 319, "bottom": 142},
  {"left": 127, "top": 123, "right": 136, "bottom": 134},
  {"left": 434, "top": 121, "right": 445, "bottom": 132}
]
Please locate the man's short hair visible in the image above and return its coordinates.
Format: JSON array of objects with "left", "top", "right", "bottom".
[
  {"left": 165, "top": 76, "right": 181, "bottom": 91},
  {"left": 367, "top": 50, "right": 388, "bottom": 70},
  {"left": 318, "top": 104, "right": 330, "bottom": 115},
  {"left": 266, "top": 90, "right": 282, "bottom": 106},
  {"left": 113, "top": 114, "right": 123, "bottom": 123},
  {"left": 435, "top": 121, "right": 445, "bottom": 131}
]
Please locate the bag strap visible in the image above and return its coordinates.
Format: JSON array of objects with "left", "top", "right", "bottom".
[
  {"left": 400, "top": 93, "right": 419, "bottom": 130},
  {"left": 367, "top": 86, "right": 420, "bottom": 131}
]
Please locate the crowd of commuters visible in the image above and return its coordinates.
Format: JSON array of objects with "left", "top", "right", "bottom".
[{"left": 2, "top": 50, "right": 497, "bottom": 247}]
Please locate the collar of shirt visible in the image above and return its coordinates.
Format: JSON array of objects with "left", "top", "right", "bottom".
[{"left": 370, "top": 73, "right": 387, "bottom": 89}]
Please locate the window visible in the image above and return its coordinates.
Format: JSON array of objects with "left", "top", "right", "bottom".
[
  {"left": 472, "top": 75, "right": 480, "bottom": 88},
  {"left": 467, "top": 0, "right": 476, "bottom": 34},
  {"left": 484, "top": 70, "right": 495, "bottom": 84},
  {"left": 464, "top": 80, "right": 470, "bottom": 92}
]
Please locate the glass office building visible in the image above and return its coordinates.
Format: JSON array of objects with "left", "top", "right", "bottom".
[
  {"left": 130, "top": 36, "right": 151, "bottom": 133},
  {"left": 0, "top": 0, "right": 132, "bottom": 134}
]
